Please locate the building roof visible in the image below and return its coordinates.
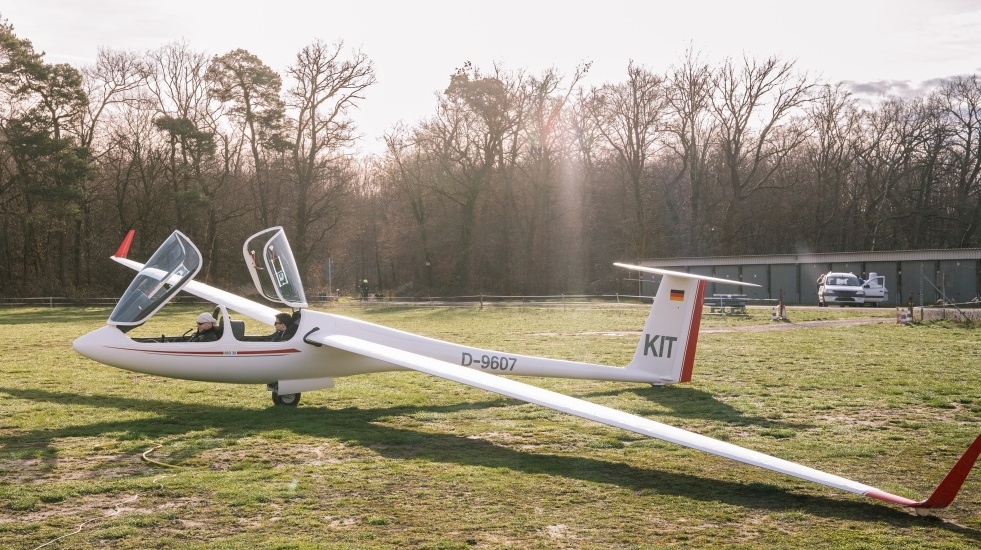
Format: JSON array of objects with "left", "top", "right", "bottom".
[{"left": 639, "top": 249, "right": 981, "bottom": 267}]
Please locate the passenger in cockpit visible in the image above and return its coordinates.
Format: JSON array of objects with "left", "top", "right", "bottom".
[
  {"left": 189, "top": 312, "right": 221, "bottom": 342},
  {"left": 269, "top": 313, "right": 293, "bottom": 341},
  {"left": 269, "top": 312, "right": 300, "bottom": 341}
]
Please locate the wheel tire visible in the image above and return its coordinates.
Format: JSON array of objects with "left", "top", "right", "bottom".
[{"left": 272, "top": 392, "right": 301, "bottom": 407}]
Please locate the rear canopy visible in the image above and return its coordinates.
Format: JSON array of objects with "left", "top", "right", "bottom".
[{"left": 242, "top": 227, "right": 307, "bottom": 309}]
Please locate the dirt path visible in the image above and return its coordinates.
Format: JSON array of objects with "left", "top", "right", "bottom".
[
  {"left": 545, "top": 317, "right": 894, "bottom": 337},
  {"left": 700, "top": 317, "right": 892, "bottom": 333}
]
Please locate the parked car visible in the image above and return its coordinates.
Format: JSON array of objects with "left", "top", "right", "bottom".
[{"left": 817, "top": 272, "right": 865, "bottom": 307}]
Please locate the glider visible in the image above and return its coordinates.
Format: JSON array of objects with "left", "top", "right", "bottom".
[{"left": 72, "top": 227, "right": 981, "bottom": 511}]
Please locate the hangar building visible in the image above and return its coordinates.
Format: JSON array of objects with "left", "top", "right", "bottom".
[{"left": 634, "top": 249, "right": 981, "bottom": 306}]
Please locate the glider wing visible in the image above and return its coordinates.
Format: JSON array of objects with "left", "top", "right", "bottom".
[{"left": 315, "top": 332, "right": 979, "bottom": 509}]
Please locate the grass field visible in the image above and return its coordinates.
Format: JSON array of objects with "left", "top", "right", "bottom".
[{"left": 1, "top": 304, "right": 980, "bottom": 549}]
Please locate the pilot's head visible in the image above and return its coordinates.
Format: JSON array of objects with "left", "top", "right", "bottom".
[
  {"left": 196, "top": 312, "right": 217, "bottom": 329},
  {"left": 274, "top": 312, "right": 292, "bottom": 329}
]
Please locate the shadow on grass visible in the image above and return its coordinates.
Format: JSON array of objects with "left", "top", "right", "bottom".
[
  {"left": 2, "top": 386, "right": 979, "bottom": 538},
  {"left": 0, "top": 307, "right": 112, "bottom": 326},
  {"left": 582, "top": 385, "right": 813, "bottom": 430}
]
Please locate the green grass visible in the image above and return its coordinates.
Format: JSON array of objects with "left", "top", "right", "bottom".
[{"left": 0, "top": 304, "right": 979, "bottom": 548}]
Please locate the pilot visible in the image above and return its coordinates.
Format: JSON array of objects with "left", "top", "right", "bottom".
[
  {"left": 190, "top": 312, "right": 221, "bottom": 342},
  {"left": 269, "top": 312, "right": 294, "bottom": 342}
]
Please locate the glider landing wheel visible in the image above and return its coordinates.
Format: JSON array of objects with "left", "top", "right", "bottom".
[{"left": 272, "top": 392, "right": 301, "bottom": 407}]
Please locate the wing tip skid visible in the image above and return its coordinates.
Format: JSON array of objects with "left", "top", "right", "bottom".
[
  {"left": 114, "top": 229, "right": 135, "bottom": 259},
  {"left": 866, "top": 432, "right": 981, "bottom": 509}
]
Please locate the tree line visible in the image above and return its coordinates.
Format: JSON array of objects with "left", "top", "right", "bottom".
[{"left": 2, "top": 21, "right": 980, "bottom": 299}]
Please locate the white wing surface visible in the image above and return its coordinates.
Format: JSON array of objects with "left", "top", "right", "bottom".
[{"left": 314, "top": 333, "right": 968, "bottom": 508}]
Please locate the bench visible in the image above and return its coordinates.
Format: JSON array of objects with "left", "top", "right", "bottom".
[{"left": 706, "top": 294, "right": 748, "bottom": 315}]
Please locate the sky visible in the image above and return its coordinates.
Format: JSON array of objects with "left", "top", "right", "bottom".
[{"left": 4, "top": 0, "right": 981, "bottom": 154}]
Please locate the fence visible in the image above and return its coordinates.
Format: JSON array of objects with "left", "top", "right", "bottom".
[
  {"left": 0, "top": 294, "right": 651, "bottom": 308},
  {"left": 0, "top": 295, "right": 210, "bottom": 308},
  {"left": 0, "top": 293, "right": 794, "bottom": 309}
]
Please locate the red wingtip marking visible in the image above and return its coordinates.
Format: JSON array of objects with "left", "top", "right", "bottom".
[
  {"left": 114, "top": 229, "right": 135, "bottom": 258},
  {"left": 865, "top": 432, "right": 981, "bottom": 509},
  {"left": 911, "top": 432, "right": 981, "bottom": 509},
  {"left": 678, "top": 280, "right": 706, "bottom": 383}
]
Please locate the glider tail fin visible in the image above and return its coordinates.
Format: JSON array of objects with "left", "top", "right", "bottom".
[
  {"left": 114, "top": 229, "right": 135, "bottom": 259},
  {"left": 615, "top": 263, "right": 760, "bottom": 385},
  {"left": 624, "top": 272, "right": 705, "bottom": 384}
]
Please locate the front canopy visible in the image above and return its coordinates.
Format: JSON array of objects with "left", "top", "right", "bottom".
[
  {"left": 242, "top": 227, "right": 307, "bottom": 309},
  {"left": 109, "top": 230, "right": 202, "bottom": 326}
]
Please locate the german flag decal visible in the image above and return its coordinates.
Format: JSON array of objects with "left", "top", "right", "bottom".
[{"left": 670, "top": 289, "right": 685, "bottom": 301}]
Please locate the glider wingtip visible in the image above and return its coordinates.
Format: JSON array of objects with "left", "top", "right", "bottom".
[
  {"left": 867, "top": 432, "right": 981, "bottom": 510},
  {"left": 912, "top": 432, "right": 981, "bottom": 510},
  {"left": 113, "top": 229, "right": 136, "bottom": 259}
]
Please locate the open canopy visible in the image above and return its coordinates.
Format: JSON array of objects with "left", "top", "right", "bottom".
[
  {"left": 242, "top": 227, "right": 307, "bottom": 309},
  {"left": 109, "top": 230, "right": 202, "bottom": 326}
]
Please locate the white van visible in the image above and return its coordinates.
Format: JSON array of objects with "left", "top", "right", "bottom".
[{"left": 818, "top": 272, "right": 865, "bottom": 307}]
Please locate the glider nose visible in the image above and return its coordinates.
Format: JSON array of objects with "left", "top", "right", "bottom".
[
  {"left": 72, "top": 325, "right": 120, "bottom": 362},
  {"left": 72, "top": 329, "right": 99, "bottom": 358}
]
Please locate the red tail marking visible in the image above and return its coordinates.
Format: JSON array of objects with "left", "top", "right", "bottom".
[
  {"left": 114, "top": 229, "right": 135, "bottom": 258},
  {"left": 678, "top": 280, "right": 706, "bottom": 383}
]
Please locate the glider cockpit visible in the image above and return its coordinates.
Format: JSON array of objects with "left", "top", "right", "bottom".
[{"left": 110, "top": 227, "right": 305, "bottom": 344}]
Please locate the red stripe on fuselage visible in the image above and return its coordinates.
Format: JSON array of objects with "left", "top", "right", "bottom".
[
  {"left": 678, "top": 280, "right": 706, "bottom": 383},
  {"left": 106, "top": 346, "right": 301, "bottom": 357}
]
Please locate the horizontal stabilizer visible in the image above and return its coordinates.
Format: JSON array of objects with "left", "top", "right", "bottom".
[{"left": 614, "top": 263, "right": 761, "bottom": 288}]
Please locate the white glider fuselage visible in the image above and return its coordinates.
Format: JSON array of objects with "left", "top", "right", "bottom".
[{"left": 73, "top": 310, "right": 667, "bottom": 384}]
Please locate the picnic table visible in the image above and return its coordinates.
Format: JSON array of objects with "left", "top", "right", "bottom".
[{"left": 706, "top": 294, "right": 748, "bottom": 315}]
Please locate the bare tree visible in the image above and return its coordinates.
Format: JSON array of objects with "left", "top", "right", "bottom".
[
  {"left": 384, "top": 126, "right": 440, "bottom": 289},
  {"left": 711, "top": 55, "right": 815, "bottom": 251},
  {"left": 800, "top": 83, "right": 862, "bottom": 249},
  {"left": 666, "top": 49, "right": 717, "bottom": 255},
  {"left": 144, "top": 41, "right": 216, "bottom": 232},
  {"left": 67, "top": 48, "right": 152, "bottom": 285},
  {"left": 851, "top": 97, "right": 923, "bottom": 250},
  {"left": 936, "top": 75, "right": 981, "bottom": 246},
  {"left": 206, "top": 49, "right": 286, "bottom": 227},
  {"left": 285, "top": 39, "right": 375, "bottom": 277},
  {"left": 586, "top": 61, "right": 668, "bottom": 257},
  {"left": 511, "top": 65, "right": 588, "bottom": 293},
  {"left": 145, "top": 41, "right": 254, "bottom": 279}
]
